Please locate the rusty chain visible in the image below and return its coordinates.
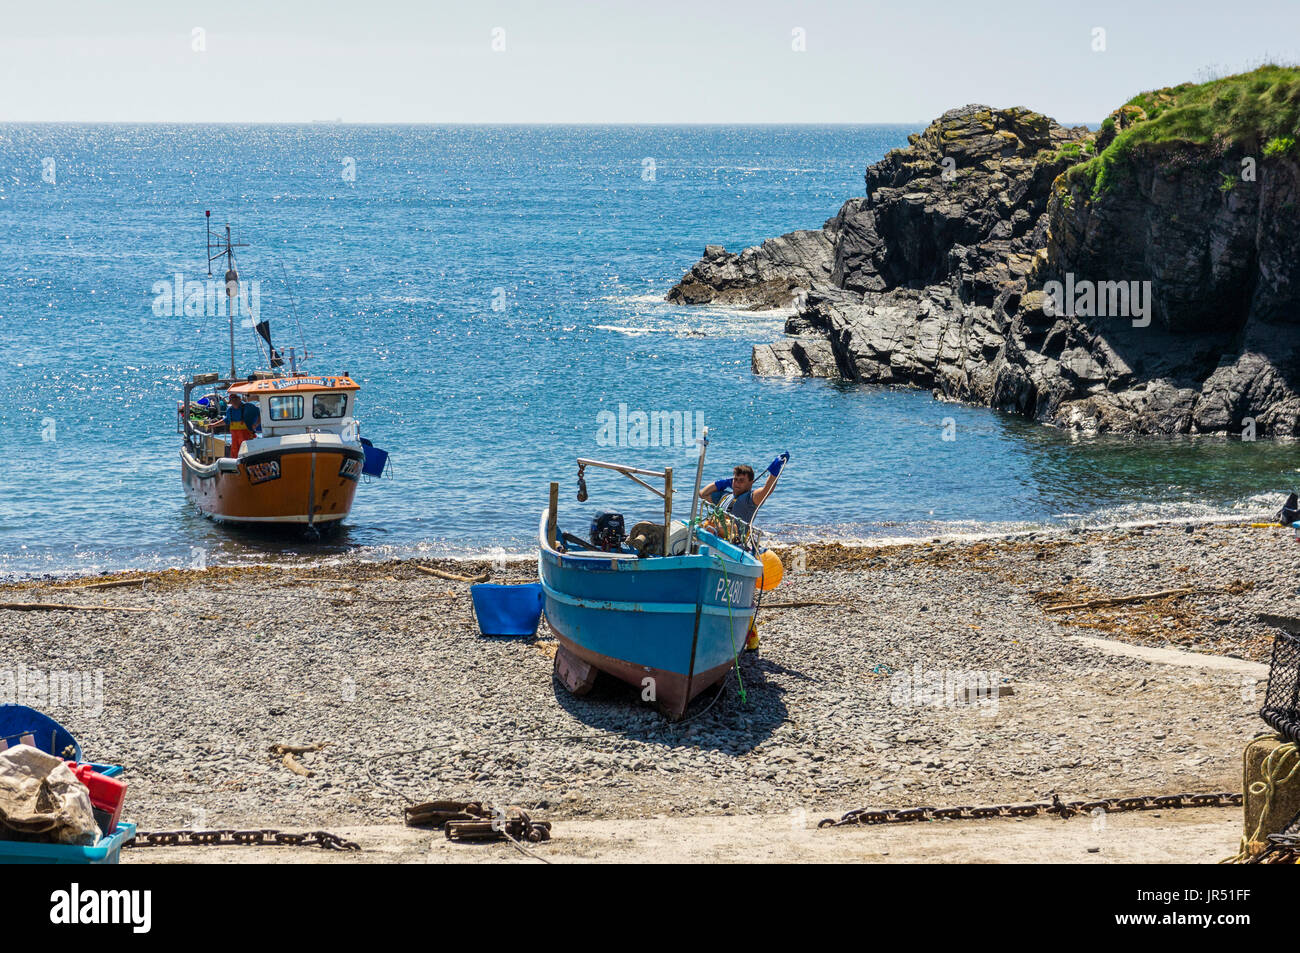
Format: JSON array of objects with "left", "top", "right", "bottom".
[
  {"left": 122, "top": 794, "right": 1242, "bottom": 849},
  {"left": 124, "top": 829, "right": 360, "bottom": 851},
  {"left": 818, "top": 791, "right": 1242, "bottom": 828},
  {"left": 404, "top": 800, "right": 552, "bottom": 844}
]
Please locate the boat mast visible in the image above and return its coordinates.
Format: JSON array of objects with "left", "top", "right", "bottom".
[
  {"left": 226, "top": 227, "right": 237, "bottom": 378},
  {"left": 205, "top": 212, "right": 247, "bottom": 381}
]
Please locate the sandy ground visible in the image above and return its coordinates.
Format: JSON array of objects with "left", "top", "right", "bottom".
[
  {"left": 122, "top": 808, "right": 1240, "bottom": 864},
  {"left": 3, "top": 519, "right": 1293, "bottom": 863}
]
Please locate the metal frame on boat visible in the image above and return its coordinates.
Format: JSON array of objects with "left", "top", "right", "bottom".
[{"left": 538, "top": 429, "right": 763, "bottom": 719}]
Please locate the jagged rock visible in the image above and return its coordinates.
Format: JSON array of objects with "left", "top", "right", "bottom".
[
  {"left": 666, "top": 229, "right": 836, "bottom": 309},
  {"left": 752, "top": 337, "right": 840, "bottom": 378},
  {"left": 849, "top": 105, "right": 1081, "bottom": 296},
  {"left": 793, "top": 288, "right": 1009, "bottom": 400},
  {"left": 1039, "top": 143, "right": 1300, "bottom": 433},
  {"left": 666, "top": 81, "right": 1300, "bottom": 436},
  {"left": 1048, "top": 149, "right": 1270, "bottom": 333}
]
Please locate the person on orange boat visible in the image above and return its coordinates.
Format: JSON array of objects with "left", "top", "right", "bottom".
[
  {"left": 698, "top": 452, "right": 789, "bottom": 652},
  {"left": 203, "top": 391, "right": 261, "bottom": 457}
]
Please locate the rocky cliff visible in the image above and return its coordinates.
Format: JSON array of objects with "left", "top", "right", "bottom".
[{"left": 668, "top": 67, "right": 1300, "bottom": 436}]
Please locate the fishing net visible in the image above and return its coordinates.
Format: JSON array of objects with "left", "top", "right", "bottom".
[{"left": 694, "top": 500, "right": 762, "bottom": 553}]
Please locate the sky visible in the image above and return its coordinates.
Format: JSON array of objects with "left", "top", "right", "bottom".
[{"left": 1, "top": 0, "right": 1297, "bottom": 124}]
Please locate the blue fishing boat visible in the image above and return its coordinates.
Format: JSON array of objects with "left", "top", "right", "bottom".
[{"left": 538, "top": 429, "right": 764, "bottom": 719}]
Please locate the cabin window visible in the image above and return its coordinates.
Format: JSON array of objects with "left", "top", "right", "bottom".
[
  {"left": 313, "top": 393, "right": 348, "bottom": 418},
  {"left": 268, "top": 395, "right": 304, "bottom": 421}
]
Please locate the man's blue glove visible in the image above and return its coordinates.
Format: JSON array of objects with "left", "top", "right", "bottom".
[
  {"left": 766, "top": 452, "right": 790, "bottom": 477},
  {"left": 713, "top": 477, "right": 734, "bottom": 493}
]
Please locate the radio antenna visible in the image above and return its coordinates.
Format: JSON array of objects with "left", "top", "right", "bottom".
[{"left": 278, "top": 261, "right": 310, "bottom": 370}]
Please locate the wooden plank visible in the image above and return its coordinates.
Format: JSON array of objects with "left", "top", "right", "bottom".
[
  {"left": 49, "top": 578, "right": 147, "bottom": 592},
  {"left": 663, "top": 467, "right": 673, "bottom": 556},
  {"left": 554, "top": 645, "right": 598, "bottom": 696},
  {"left": 1043, "top": 587, "right": 1204, "bottom": 613},
  {"left": 548, "top": 481, "right": 559, "bottom": 549}
]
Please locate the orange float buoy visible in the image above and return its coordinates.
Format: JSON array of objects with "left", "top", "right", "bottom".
[{"left": 757, "top": 549, "right": 783, "bottom": 591}]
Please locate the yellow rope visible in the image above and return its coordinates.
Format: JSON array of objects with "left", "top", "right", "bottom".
[{"left": 1222, "top": 739, "right": 1300, "bottom": 863}]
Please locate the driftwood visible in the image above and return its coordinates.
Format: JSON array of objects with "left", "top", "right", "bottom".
[
  {"left": 51, "top": 578, "right": 147, "bottom": 592},
  {"left": 269, "top": 743, "right": 329, "bottom": 756},
  {"left": 282, "top": 753, "right": 313, "bottom": 778},
  {"left": 761, "top": 600, "right": 852, "bottom": 610},
  {"left": 269, "top": 743, "right": 328, "bottom": 779},
  {"left": 1044, "top": 587, "right": 1203, "bottom": 613},
  {"left": 0, "top": 602, "right": 156, "bottom": 613},
  {"left": 413, "top": 565, "right": 489, "bottom": 584},
  {"left": 282, "top": 578, "right": 358, "bottom": 592},
  {"left": 329, "top": 593, "right": 456, "bottom": 606}
]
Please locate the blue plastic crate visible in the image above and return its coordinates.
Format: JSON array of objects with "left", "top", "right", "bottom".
[
  {"left": 360, "top": 439, "right": 389, "bottom": 477},
  {"left": 0, "top": 821, "right": 135, "bottom": 865},
  {"left": 470, "top": 583, "right": 544, "bottom": 637}
]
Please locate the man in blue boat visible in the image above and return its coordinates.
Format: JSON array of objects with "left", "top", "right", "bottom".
[{"left": 699, "top": 452, "right": 789, "bottom": 652}]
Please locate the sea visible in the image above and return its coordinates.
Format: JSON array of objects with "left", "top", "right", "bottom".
[{"left": 1, "top": 124, "right": 1296, "bottom": 578}]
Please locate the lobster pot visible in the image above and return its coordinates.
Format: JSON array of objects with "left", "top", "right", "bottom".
[{"left": 1261, "top": 628, "right": 1300, "bottom": 744}]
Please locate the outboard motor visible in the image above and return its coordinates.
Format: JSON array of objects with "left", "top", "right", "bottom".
[{"left": 589, "top": 512, "right": 626, "bottom": 552}]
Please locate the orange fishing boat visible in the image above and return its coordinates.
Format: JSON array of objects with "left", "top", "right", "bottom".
[
  {"left": 180, "top": 373, "right": 368, "bottom": 528},
  {"left": 178, "top": 215, "right": 384, "bottom": 530}
]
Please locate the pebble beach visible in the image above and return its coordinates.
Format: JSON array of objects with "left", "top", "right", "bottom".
[{"left": 1, "top": 519, "right": 1289, "bottom": 850}]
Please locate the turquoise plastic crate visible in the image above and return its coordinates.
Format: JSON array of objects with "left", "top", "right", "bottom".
[{"left": 0, "top": 821, "right": 134, "bottom": 865}]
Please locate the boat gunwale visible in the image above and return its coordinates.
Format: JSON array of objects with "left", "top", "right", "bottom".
[
  {"left": 180, "top": 439, "right": 365, "bottom": 473},
  {"left": 536, "top": 508, "right": 763, "bottom": 575}
]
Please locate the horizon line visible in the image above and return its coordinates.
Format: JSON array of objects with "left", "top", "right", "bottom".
[{"left": 0, "top": 117, "right": 1103, "bottom": 127}]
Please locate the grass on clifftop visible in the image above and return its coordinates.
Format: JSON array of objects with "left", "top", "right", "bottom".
[{"left": 1068, "top": 64, "right": 1300, "bottom": 196}]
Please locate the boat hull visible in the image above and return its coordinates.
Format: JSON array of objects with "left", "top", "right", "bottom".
[
  {"left": 538, "top": 518, "right": 761, "bottom": 719},
  {"left": 181, "top": 444, "right": 363, "bottom": 525}
]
